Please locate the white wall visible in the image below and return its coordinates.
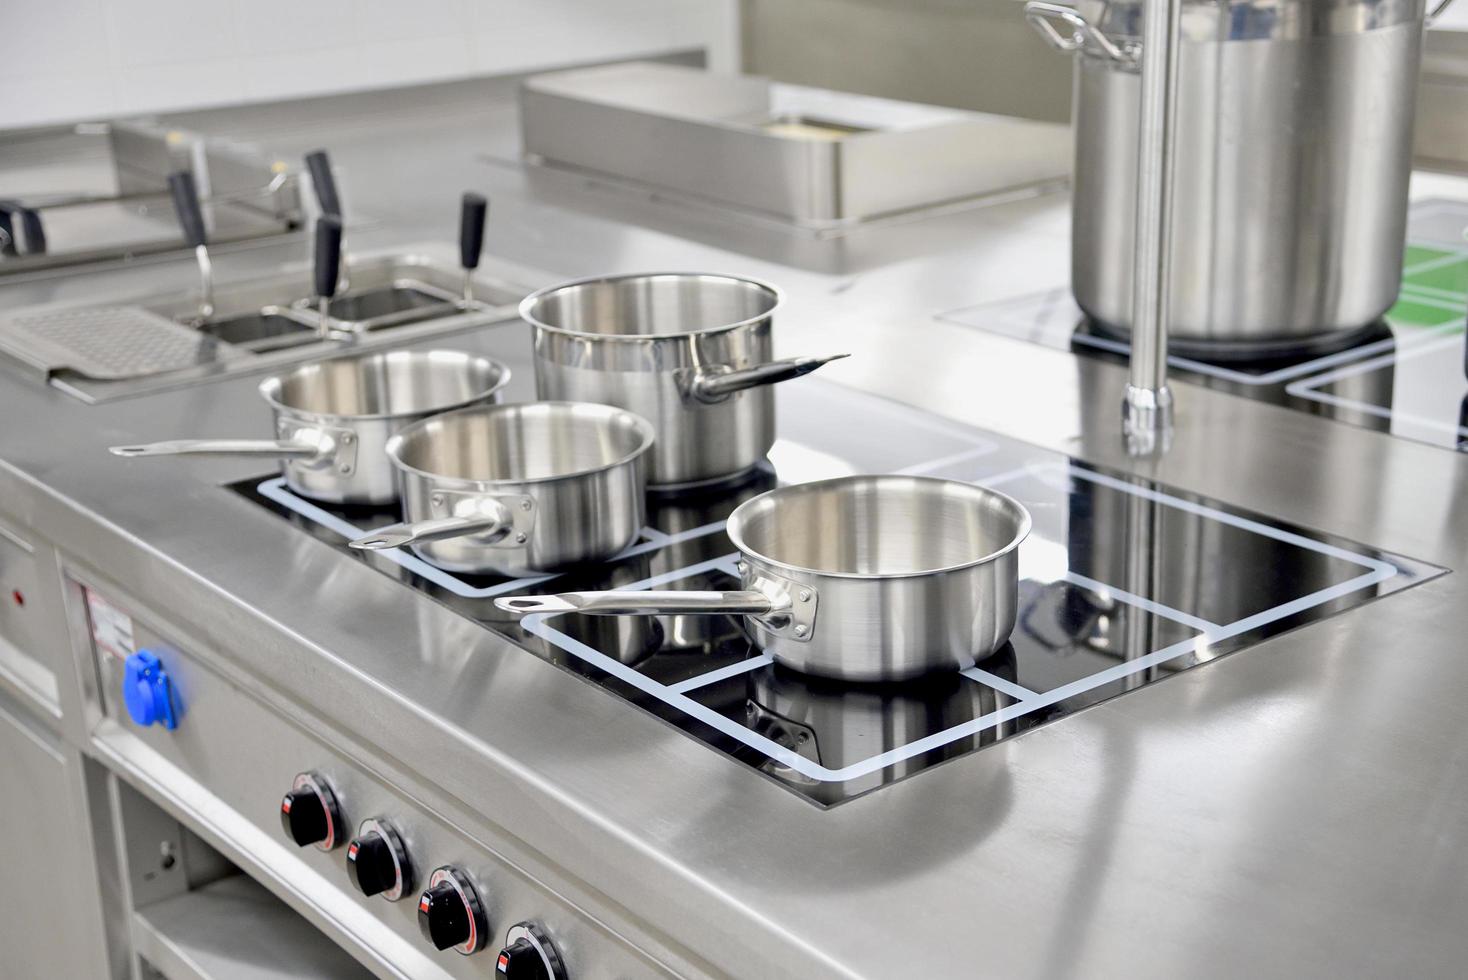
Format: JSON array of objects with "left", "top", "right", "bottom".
[
  {"left": 0, "top": 0, "right": 739, "bottom": 130},
  {"left": 1438, "top": 4, "right": 1468, "bottom": 29}
]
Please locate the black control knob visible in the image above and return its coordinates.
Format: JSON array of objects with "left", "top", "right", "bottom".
[
  {"left": 346, "top": 819, "right": 411, "bottom": 900},
  {"left": 417, "top": 867, "right": 488, "bottom": 955},
  {"left": 279, "top": 772, "right": 342, "bottom": 850},
  {"left": 497, "top": 922, "right": 566, "bottom": 980}
]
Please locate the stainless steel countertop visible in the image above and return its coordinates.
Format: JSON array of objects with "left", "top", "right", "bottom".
[{"left": 4, "top": 76, "right": 1468, "bottom": 978}]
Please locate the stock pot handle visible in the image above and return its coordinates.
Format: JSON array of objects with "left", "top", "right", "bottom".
[
  {"left": 1024, "top": 1, "right": 1137, "bottom": 66},
  {"left": 110, "top": 438, "right": 324, "bottom": 460},
  {"left": 350, "top": 501, "right": 515, "bottom": 552},
  {"left": 496, "top": 590, "right": 778, "bottom": 617},
  {"left": 687, "top": 353, "right": 848, "bottom": 404}
]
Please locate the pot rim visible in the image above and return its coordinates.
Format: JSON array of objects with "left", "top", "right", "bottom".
[
  {"left": 384, "top": 400, "right": 657, "bottom": 488},
  {"left": 258, "top": 349, "right": 512, "bottom": 424},
  {"left": 727, "top": 474, "right": 1033, "bottom": 581},
  {"left": 518, "top": 271, "right": 786, "bottom": 343}
]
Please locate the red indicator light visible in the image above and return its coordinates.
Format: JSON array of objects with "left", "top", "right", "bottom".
[
  {"left": 498, "top": 953, "right": 510, "bottom": 969},
  {"left": 10, "top": 590, "right": 22, "bottom": 607},
  {"left": 348, "top": 843, "right": 359, "bottom": 859},
  {"left": 281, "top": 798, "right": 292, "bottom": 813},
  {"left": 419, "top": 897, "right": 431, "bottom": 913}
]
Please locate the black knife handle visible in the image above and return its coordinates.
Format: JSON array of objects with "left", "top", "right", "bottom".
[
  {"left": 305, "top": 150, "right": 342, "bottom": 218},
  {"left": 0, "top": 202, "right": 16, "bottom": 257},
  {"left": 459, "top": 193, "right": 488, "bottom": 271},
  {"left": 19, "top": 207, "right": 46, "bottom": 255},
  {"left": 314, "top": 215, "right": 343, "bottom": 300},
  {"left": 166, "top": 171, "right": 207, "bottom": 248}
]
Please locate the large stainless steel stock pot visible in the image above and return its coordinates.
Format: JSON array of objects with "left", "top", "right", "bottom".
[
  {"left": 1027, "top": 0, "right": 1447, "bottom": 358},
  {"left": 109, "top": 349, "right": 510, "bottom": 505},
  {"left": 519, "top": 272, "right": 847, "bottom": 487},
  {"left": 497, "top": 475, "right": 1032, "bottom": 682},
  {"left": 350, "top": 401, "right": 655, "bottom": 576}
]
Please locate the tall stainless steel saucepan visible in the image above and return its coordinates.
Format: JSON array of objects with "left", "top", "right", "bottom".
[
  {"left": 109, "top": 350, "right": 510, "bottom": 505},
  {"left": 497, "top": 475, "right": 1032, "bottom": 682},
  {"left": 350, "top": 401, "right": 655, "bottom": 577},
  {"left": 1027, "top": 0, "right": 1454, "bottom": 358},
  {"left": 519, "top": 272, "right": 847, "bottom": 488}
]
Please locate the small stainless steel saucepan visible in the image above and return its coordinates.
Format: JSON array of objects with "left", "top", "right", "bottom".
[
  {"left": 350, "top": 401, "right": 655, "bottom": 576},
  {"left": 111, "top": 349, "right": 510, "bottom": 506},
  {"left": 496, "top": 475, "right": 1032, "bottom": 682},
  {"left": 520, "top": 272, "right": 847, "bottom": 489}
]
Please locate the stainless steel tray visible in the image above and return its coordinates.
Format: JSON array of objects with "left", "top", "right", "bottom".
[
  {"left": 0, "top": 305, "right": 242, "bottom": 380},
  {"left": 520, "top": 62, "right": 1072, "bottom": 228}
]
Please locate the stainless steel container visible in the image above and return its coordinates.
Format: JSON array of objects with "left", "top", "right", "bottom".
[
  {"left": 519, "top": 273, "right": 845, "bottom": 487},
  {"left": 350, "top": 402, "right": 655, "bottom": 577},
  {"left": 1027, "top": 0, "right": 1431, "bottom": 358},
  {"left": 109, "top": 349, "right": 510, "bottom": 505},
  {"left": 498, "top": 475, "right": 1032, "bottom": 682}
]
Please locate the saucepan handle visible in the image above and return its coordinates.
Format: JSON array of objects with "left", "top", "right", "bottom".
[
  {"left": 686, "top": 353, "right": 849, "bottom": 404},
  {"left": 495, "top": 590, "right": 778, "bottom": 617},
  {"left": 1023, "top": 1, "right": 1137, "bottom": 66},
  {"left": 109, "top": 438, "right": 323, "bottom": 460},
  {"left": 350, "top": 499, "right": 515, "bottom": 551}
]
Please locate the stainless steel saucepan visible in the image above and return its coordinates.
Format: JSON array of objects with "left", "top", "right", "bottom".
[
  {"left": 519, "top": 272, "right": 847, "bottom": 488},
  {"left": 350, "top": 401, "right": 656, "bottom": 576},
  {"left": 496, "top": 475, "right": 1032, "bottom": 682},
  {"left": 110, "top": 349, "right": 511, "bottom": 506}
]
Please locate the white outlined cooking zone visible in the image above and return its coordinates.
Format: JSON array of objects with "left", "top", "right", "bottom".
[{"left": 256, "top": 388, "right": 1410, "bottom": 785}]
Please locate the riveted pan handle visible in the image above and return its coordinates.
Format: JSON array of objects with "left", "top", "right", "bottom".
[
  {"left": 110, "top": 438, "right": 324, "bottom": 460},
  {"left": 685, "top": 353, "right": 848, "bottom": 404},
  {"left": 350, "top": 498, "right": 516, "bottom": 551},
  {"left": 496, "top": 590, "right": 779, "bottom": 617},
  {"left": 497, "top": 576, "right": 818, "bottom": 641}
]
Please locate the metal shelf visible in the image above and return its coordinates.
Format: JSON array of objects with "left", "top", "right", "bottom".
[{"left": 132, "top": 874, "right": 374, "bottom": 980}]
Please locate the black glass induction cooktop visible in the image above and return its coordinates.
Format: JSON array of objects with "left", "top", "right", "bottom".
[
  {"left": 233, "top": 379, "right": 1443, "bottom": 806},
  {"left": 940, "top": 198, "right": 1468, "bottom": 454}
]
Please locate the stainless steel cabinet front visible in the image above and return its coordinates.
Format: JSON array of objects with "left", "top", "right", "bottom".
[{"left": 79, "top": 579, "right": 671, "bottom": 980}]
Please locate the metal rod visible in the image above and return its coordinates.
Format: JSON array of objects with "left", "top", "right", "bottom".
[
  {"left": 193, "top": 243, "right": 214, "bottom": 320},
  {"left": 1123, "top": 0, "right": 1182, "bottom": 454}
]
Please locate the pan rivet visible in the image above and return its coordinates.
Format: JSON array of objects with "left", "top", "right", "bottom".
[
  {"left": 793, "top": 624, "right": 808, "bottom": 637},
  {"left": 736, "top": 561, "right": 748, "bottom": 574},
  {"left": 431, "top": 493, "right": 444, "bottom": 506},
  {"left": 520, "top": 499, "right": 532, "bottom": 511},
  {"left": 514, "top": 532, "right": 528, "bottom": 544},
  {"left": 798, "top": 590, "right": 811, "bottom": 602},
  {"left": 340, "top": 434, "right": 354, "bottom": 444},
  {"left": 339, "top": 464, "right": 351, "bottom": 473}
]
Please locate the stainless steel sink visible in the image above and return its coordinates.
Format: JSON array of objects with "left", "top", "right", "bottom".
[
  {"left": 195, "top": 310, "right": 318, "bottom": 352},
  {"left": 0, "top": 248, "right": 526, "bottom": 404},
  {"left": 297, "top": 258, "right": 483, "bottom": 332},
  {"left": 322, "top": 286, "right": 452, "bottom": 328}
]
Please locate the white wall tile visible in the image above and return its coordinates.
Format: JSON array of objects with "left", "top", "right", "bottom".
[
  {"left": 0, "top": 73, "right": 117, "bottom": 130},
  {"left": 1, "top": 0, "right": 738, "bottom": 129},
  {"left": 230, "top": 0, "right": 358, "bottom": 57},
  {"left": 104, "top": 0, "right": 241, "bottom": 68},
  {"left": 0, "top": 0, "right": 110, "bottom": 80},
  {"left": 113, "top": 58, "right": 247, "bottom": 111}
]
